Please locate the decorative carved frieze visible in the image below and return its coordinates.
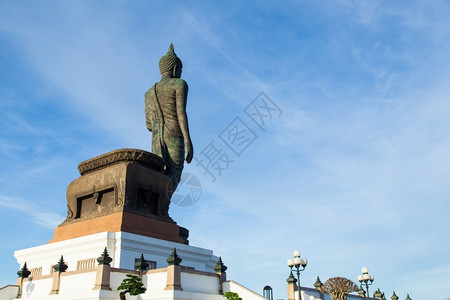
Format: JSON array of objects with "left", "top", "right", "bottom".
[
  {"left": 78, "top": 149, "right": 164, "bottom": 176},
  {"left": 77, "top": 258, "right": 96, "bottom": 270},
  {"left": 30, "top": 267, "right": 42, "bottom": 278}
]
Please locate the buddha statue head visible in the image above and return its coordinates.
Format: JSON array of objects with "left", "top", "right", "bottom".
[{"left": 159, "top": 43, "right": 183, "bottom": 77}]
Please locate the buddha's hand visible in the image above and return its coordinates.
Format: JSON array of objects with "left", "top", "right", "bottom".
[{"left": 185, "top": 140, "right": 193, "bottom": 163}]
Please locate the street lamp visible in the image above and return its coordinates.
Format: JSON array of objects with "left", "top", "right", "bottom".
[
  {"left": 357, "top": 267, "right": 374, "bottom": 299},
  {"left": 287, "top": 250, "right": 308, "bottom": 300}
]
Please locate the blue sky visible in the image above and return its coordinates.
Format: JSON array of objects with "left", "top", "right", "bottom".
[{"left": 1, "top": 1, "right": 450, "bottom": 299}]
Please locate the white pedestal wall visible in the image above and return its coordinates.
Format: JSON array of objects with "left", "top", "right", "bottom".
[
  {"left": 14, "top": 231, "right": 218, "bottom": 276},
  {"left": 10, "top": 231, "right": 268, "bottom": 300}
]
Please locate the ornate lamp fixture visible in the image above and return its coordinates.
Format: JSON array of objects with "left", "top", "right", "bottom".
[
  {"left": 287, "top": 250, "right": 308, "bottom": 300},
  {"left": 357, "top": 267, "right": 374, "bottom": 299}
]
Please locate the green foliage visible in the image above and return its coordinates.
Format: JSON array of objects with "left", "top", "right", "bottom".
[
  {"left": 117, "top": 274, "right": 147, "bottom": 296},
  {"left": 224, "top": 291, "right": 242, "bottom": 300}
]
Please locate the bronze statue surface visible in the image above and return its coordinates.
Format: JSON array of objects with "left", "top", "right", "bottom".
[{"left": 145, "top": 44, "right": 193, "bottom": 191}]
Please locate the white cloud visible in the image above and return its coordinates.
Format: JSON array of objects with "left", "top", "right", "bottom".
[
  {"left": 0, "top": 195, "right": 64, "bottom": 229},
  {"left": 1, "top": 1, "right": 450, "bottom": 298}
]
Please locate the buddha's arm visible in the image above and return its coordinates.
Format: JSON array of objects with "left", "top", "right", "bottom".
[
  {"left": 175, "top": 80, "right": 193, "bottom": 163},
  {"left": 144, "top": 89, "right": 153, "bottom": 132}
]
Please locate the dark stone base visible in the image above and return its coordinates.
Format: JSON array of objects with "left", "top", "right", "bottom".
[{"left": 53, "top": 148, "right": 188, "bottom": 244}]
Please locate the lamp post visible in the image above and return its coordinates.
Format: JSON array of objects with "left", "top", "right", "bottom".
[
  {"left": 287, "top": 250, "right": 308, "bottom": 300},
  {"left": 357, "top": 267, "right": 374, "bottom": 299}
]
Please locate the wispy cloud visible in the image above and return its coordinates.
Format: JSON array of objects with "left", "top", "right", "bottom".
[
  {"left": 0, "top": 195, "right": 64, "bottom": 229},
  {"left": 1, "top": 1, "right": 450, "bottom": 298}
]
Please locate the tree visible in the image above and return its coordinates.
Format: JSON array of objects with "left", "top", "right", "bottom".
[
  {"left": 117, "top": 274, "right": 147, "bottom": 300},
  {"left": 319, "top": 277, "right": 359, "bottom": 300},
  {"left": 224, "top": 291, "right": 242, "bottom": 300}
]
